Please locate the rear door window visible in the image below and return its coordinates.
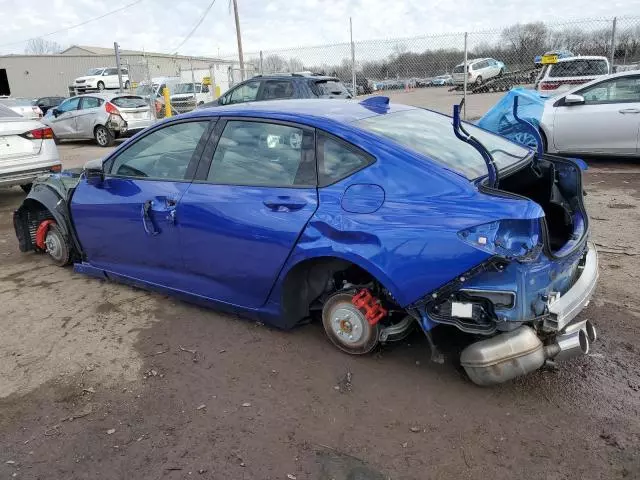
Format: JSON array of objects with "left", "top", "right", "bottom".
[
  {"left": 261, "top": 80, "right": 294, "bottom": 100},
  {"left": 549, "top": 60, "right": 608, "bottom": 78},
  {"left": 57, "top": 97, "right": 81, "bottom": 113},
  {"left": 80, "top": 97, "right": 102, "bottom": 109},
  {"left": 317, "top": 133, "right": 373, "bottom": 186}
]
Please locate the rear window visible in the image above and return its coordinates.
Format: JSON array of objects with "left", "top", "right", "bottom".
[
  {"left": 548, "top": 59, "right": 608, "bottom": 78},
  {"left": 356, "top": 109, "right": 530, "bottom": 180},
  {"left": 0, "top": 103, "right": 20, "bottom": 118},
  {"left": 111, "top": 96, "right": 148, "bottom": 108},
  {"left": 311, "top": 80, "right": 350, "bottom": 98},
  {"left": 453, "top": 65, "right": 465, "bottom": 73}
]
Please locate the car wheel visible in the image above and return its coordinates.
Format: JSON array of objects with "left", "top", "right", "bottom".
[
  {"left": 322, "top": 292, "right": 380, "bottom": 355},
  {"left": 476, "top": 76, "right": 483, "bottom": 85},
  {"left": 97, "top": 81, "right": 105, "bottom": 91},
  {"left": 20, "top": 183, "right": 32, "bottom": 193},
  {"left": 94, "top": 125, "right": 114, "bottom": 147},
  {"left": 43, "top": 224, "right": 71, "bottom": 266}
]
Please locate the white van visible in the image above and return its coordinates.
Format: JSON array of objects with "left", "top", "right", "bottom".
[{"left": 535, "top": 56, "right": 610, "bottom": 94}]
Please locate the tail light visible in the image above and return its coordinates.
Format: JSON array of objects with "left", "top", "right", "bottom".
[
  {"left": 458, "top": 219, "right": 542, "bottom": 262},
  {"left": 50, "top": 164, "right": 62, "bottom": 173},
  {"left": 540, "top": 82, "right": 560, "bottom": 91},
  {"left": 32, "top": 106, "right": 43, "bottom": 117},
  {"left": 105, "top": 102, "right": 120, "bottom": 115},
  {"left": 24, "top": 127, "right": 54, "bottom": 140}
]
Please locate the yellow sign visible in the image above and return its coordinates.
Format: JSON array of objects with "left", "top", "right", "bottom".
[
  {"left": 131, "top": 81, "right": 139, "bottom": 88},
  {"left": 541, "top": 54, "right": 558, "bottom": 65},
  {"left": 202, "top": 76, "right": 212, "bottom": 86}
]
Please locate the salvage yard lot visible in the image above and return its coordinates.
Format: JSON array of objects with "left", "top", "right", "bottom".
[{"left": 0, "top": 91, "right": 639, "bottom": 479}]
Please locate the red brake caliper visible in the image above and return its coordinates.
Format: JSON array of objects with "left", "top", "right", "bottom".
[
  {"left": 351, "top": 289, "right": 387, "bottom": 326},
  {"left": 35, "top": 219, "right": 56, "bottom": 250}
]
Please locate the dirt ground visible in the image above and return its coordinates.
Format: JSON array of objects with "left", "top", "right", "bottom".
[{"left": 1, "top": 98, "right": 639, "bottom": 479}]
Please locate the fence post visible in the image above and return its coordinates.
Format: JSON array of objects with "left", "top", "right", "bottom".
[
  {"left": 610, "top": 17, "right": 617, "bottom": 69},
  {"left": 114, "top": 42, "right": 124, "bottom": 93},
  {"left": 259, "top": 50, "right": 264, "bottom": 75},
  {"left": 350, "top": 17, "right": 356, "bottom": 97},
  {"left": 463, "top": 32, "right": 468, "bottom": 120}
]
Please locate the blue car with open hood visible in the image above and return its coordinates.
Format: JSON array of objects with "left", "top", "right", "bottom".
[{"left": 13, "top": 97, "right": 598, "bottom": 385}]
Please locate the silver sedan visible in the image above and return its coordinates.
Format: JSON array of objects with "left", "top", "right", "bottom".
[{"left": 42, "top": 93, "right": 154, "bottom": 147}]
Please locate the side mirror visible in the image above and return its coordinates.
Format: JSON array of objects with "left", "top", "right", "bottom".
[
  {"left": 51, "top": 108, "right": 60, "bottom": 117},
  {"left": 564, "top": 94, "right": 585, "bottom": 106},
  {"left": 84, "top": 158, "right": 104, "bottom": 185}
]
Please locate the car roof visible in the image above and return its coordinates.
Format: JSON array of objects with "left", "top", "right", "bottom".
[
  {"left": 183, "top": 98, "right": 415, "bottom": 125},
  {"left": 556, "top": 69, "right": 640, "bottom": 98},
  {"left": 554, "top": 55, "right": 608, "bottom": 63},
  {"left": 250, "top": 74, "right": 340, "bottom": 81},
  {"left": 71, "top": 92, "right": 144, "bottom": 100}
]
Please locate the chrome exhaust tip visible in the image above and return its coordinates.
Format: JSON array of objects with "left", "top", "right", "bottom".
[
  {"left": 545, "top": 320, "right": 596, "bottom": 362},
  {"left": 585, "top": 320, "right": 597, "bottom": 343}
]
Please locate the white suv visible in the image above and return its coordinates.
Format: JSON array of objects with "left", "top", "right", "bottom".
[
  {"left": 73, "top": 67, "right": 129, "bottom": 93},
  {"left": 452, "top": 58, "right": 505, "bottom": 86},
  {"left": 535, "top": 56, "right": 609, "bottom": 94}
]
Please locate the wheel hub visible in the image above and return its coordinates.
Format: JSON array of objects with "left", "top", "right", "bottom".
[
  {"left": 45, "top": 232, "right": 62, "bottom": 260},
  {"left": 331, "top": 305, "right": 366, "bottom": 344}
]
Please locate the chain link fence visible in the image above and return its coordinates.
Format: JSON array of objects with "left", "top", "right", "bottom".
[{"left": 222, "top": 16, "right": 640, "bottom": 104}]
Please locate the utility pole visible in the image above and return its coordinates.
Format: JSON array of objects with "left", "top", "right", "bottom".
[
  {"left": 609, "top": 17, "right": 617, "bottom": 70},
  {"left": 232, "top": 0, "right": 245, "bottom": 80},
  {"left": 114, "top": 42, "right": 124, "bottom": 92},
  {"left": 350, "top": 17, "right": 356, "bottom": 97}
]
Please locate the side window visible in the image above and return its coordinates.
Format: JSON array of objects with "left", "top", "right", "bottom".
[
  {"left": 121, "top": 69, "right": 128, "bottom": 76},
  {"left": 109, "top": 121, "right": 208, "bottom": 180},
  {"left": 317, "top": 133, "right": 373, "bottom": 186},
  {"left": 105, "top": 68, "right": 118, "bottom": 76},
  {"left": 261, "top": 80, "right": 294, "bottom": 100},
  {"left": 57, "top": 97, "right": 81, "bottom": 113},
  {"left": 229, "top": 81, "right": 260, "bottom": 104},
  {"left": 80, "top": 97, "right": 102, "bottom": 109},
  {"left": 207, "top": 120, "right": 314, "bottom": 187},
  {"left": 579, "top": 76, "right": 640, "bottom": 104}
]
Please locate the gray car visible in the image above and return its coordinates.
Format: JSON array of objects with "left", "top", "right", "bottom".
[{"left": 42, "top": 93, "right": 154, "bottom": 147}]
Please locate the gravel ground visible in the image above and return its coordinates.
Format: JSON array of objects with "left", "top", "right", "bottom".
[{"left": 0, "top": 103, "right": 638, "bottom": 479}]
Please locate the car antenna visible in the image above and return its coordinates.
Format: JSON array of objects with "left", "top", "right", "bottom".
[{"left": 452, "top": 98, "right": 498, "bottom": 187}]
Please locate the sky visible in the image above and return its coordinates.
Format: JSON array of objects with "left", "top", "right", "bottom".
[{"left": 0, "top": 0, "right": 639, "bottom": 59}]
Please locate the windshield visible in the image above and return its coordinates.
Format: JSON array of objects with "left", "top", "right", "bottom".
[
  {"left": 174, "top": 83, "right": 196, "bottom": 94},
  {"left": 111, "top": 96, "right": 148, "bottom": 108},
  {"left": 356, "top": 109, "right": 530, "bottom": 179},
  {"left": 86, "top": 68, "right": 104, "bottom": 76},
  {"left": 548, "top": 59, "right": 609, "bottom": 78}
]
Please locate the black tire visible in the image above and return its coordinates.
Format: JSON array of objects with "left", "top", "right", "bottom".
[
  {"left": 476, "top": 76, "right": 483, "bottom": 85},
  {"left": 44, "top": 224, "right": 71, "bottom": 266},
  {"left": 97, "top": 81, "right": 105, "bottom": 91},
  {"left": 20, "top": 183, "right": 32, "bottom": 193},
  {"left": 94, "top": 125, "right": 114, "bottom": 147},
  {"left": 322, "top": 293, "right": 380, "bottom": 355}
]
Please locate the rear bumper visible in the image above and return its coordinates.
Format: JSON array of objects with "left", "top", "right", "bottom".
[
  {"left": 0, "top": 165, "right": 61, "bottom": 187},
  {"left": 546, "top": 242, "right": 598, "bottom": 332}
]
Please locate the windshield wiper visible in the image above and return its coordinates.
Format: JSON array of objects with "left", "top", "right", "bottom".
[{"left": 452, "top": 99, "right": 498, "bottom": 187}]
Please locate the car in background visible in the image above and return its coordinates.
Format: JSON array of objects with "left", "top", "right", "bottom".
[
  {"left": 171, "top": 82, "right": 214, "bottom": 113},
  {"left": 0, "top": 97, "right": 43, "bottom": 119},
  {"left": 73, "top": 67, "right": 130, "bottom": 93},
  {"left": 198, "top": 74, "right": 351, "bottom": 108},
  {"left": 452, "top": 58, "right": 505, "bottom": 86},
  {"left": 14, "top": 97, "right": 598, "bottom": 386},
  {"left": 535, "top": 56, "right": 609, "bottom": 94},
  {"left": 431, "top": 74, "right": 453, "bottom": 86},
  {"left": 42, "top": 93, "right": 153, "bottom": 147},
  {"left": 479, "top": 70, "right": 640, "bottom": 156},
  {"left": 0, "top": 103, "right": 61, "bottom": 192},
  {"left": 33, "top": 96, "right": 66, "bottom": 116}
]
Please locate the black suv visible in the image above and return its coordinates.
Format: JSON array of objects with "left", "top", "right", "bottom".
[{"left": 198, "top": 74, "right": 351, "bottom": 109}]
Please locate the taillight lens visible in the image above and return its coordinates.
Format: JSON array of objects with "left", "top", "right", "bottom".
[
  {"left": 25, "top": 127, "right": 54, "bottom": 139},
  {"left": 32, "top": 106, "right": 43, "bottom": 117},
  {"left": 540, "top": 82, "right": 560, "bottom": 91},
  {"left": 105, "top": 102, "right": 120, "bottom": 115},
  {"left": 458, "top": 219, "right": 542, "bottom": 262}
]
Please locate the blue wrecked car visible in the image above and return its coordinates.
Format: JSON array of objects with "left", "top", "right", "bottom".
[{"left": 13, "top": 97, "right": 598, "bottom": 385}]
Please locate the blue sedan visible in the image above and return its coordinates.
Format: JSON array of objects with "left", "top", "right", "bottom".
[{"left": 13, "top": 97, "right": 598, "bottom": 385}]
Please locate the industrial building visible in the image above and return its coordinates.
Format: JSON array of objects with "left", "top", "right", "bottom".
[{"left": 0, "top": 45, "right": 240, "bottom": 98}]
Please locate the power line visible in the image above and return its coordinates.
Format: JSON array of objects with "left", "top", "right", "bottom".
[
  {"left": 172, "top": 0, "right": 217, "bottom": 53},
  {"left": 0, "top": 0, "right": 146, "bottom": 48}
]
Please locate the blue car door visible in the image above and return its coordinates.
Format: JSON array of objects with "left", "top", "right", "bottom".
[
  {"left": 178, "top": 118, "right": 318, "bottom": 308},
  {"left": 71, "top": 119, "right": 212, "bottom": 287}
]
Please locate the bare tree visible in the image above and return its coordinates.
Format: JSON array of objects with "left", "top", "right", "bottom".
[
  {"left": 24, "top": 38, "right": 62, "bottom": 55},
  {"left": 288, "top": 57, "right": 304, "bottom": 73},
  {"left": 262, "top": 54, "right": 287, "bottom": 74}
]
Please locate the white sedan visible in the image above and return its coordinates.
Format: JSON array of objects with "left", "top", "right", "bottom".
[{"left": 540, "top": 70, "right": 640, "bottom": 156}]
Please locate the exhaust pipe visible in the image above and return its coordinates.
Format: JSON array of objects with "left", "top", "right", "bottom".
[{"left": 544, "top": 320, "right": 597, "bottom": 362}]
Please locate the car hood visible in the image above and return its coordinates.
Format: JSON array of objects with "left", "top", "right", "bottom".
[{"left": 75, "top": 76, "right": 96, "bottom": 82}]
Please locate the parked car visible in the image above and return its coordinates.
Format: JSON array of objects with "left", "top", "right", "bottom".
[
  {"left": 0, "top": 103, "right": 61, "bottom": 192},
  {"left": 535, "top": 56, "right": 609, "bottom": 94},
  {"left": 42, "top": 93, "right": 153, "bottom": 147},
  {"left": 0, "top": 97, "right": 42, "bottom": 119},
  {"left": 33, "top": 96, "right": 66, "bottom": 116},
  {"left": 453, "top": 58, "right": 505, "bottom": 86},
  {"left": 73, "top": 67, "right": 130, "bottom": 93},
  {"left": 14, "top": 97, "right": 597, "bottom": 386},
  {"left": 198, "top": 74, "right": 351, "bottom": 108},
  {"left": 170, "top": 82, "right": 214, "bottom": 113},
  {"left": 479, "top": 70, "right": 640, "bottom": 156},
  {"left": 431, "top": 74, "right": 453, "bottom": 86}
]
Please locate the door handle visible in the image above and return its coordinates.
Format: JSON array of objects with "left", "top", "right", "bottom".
[
  {"left": 141, "top": 200, "right": 160, "bottom": 236},
  {"left": 263, "top": 198, "right": 307, "bottom": 212},
  {"left": 619, "top": 108, "right": 640, "bottom": 114}
]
